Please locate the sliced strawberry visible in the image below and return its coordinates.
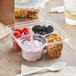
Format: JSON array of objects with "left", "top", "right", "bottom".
[
  {"left": 13, "top": 40, "right": 21, "bottom": 50},
  {"left": 15, "top": 28, "right": 23, "bottom": 34},
  {"left": 25, "top": 34, "right": 31, "bottom": 39},
  {"left": 13, "top": 31, "right": 21, "bottom": 38},
  {"left": 20, "top": 34, "right": 31, "bottom": 41},
  {"left": 15, "top": 44, "right": 21, "bottom": 50}
]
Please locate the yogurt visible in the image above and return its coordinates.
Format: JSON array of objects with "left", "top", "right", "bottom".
[{"left": 22, "top": 40, "right": 43, "bottom": 61}]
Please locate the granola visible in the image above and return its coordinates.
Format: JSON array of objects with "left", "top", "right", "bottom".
[
  {"left": 15, "top": 8, "right": 40, "bottom": 19},
  {"left": 46, "top": 33, "right": 63, "bottom": 58}
]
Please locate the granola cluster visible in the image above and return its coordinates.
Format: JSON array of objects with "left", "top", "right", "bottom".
[
  {"left": 15, "top": 8, "right": 40, "bottom": 19},
  {"left": 46, "top": 33, "right": 63, "bottom": 58}
]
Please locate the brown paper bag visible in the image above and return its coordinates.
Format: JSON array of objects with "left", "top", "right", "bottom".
[{"left": 0, "top": 0, "right": 14, "bottom": 25}]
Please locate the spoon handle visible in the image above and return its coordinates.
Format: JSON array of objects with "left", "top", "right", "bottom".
[{"left": 16, "top": 67, "right": 48, "bottom": 76}]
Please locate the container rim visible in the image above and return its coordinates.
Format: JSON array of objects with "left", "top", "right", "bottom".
[{"left": 6, "top": 18, "right": 70, "bottom": 45}]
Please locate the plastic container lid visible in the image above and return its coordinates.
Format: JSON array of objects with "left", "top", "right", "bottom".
[
  {"left": 15, "top": 0, "right": 48, "bottom": 9},
  {"left": 6, "top": 18, "right": 70, "bottom": 49}
]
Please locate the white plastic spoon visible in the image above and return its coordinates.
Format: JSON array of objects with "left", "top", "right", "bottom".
[{"left": 16, "top": 62, "right": 66, "bottom": 76}]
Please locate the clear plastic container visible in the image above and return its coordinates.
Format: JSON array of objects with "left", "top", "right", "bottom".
[
  {"left": 15, "top": 0, "right": 48, "bottom": 18},
  {"left": 6, "top": 18, "right": 70, "bottom": 61},
  {"left": 21, "top": 34, "right": 45, "bottom": 61}
]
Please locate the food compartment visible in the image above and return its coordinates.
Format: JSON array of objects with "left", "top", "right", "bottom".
[
  {"left": 32, "top": 24, "right": 54, "bottom": 35},
  {"left": 7, "top": 25, "right": 31, "bottom": 50},
  {"left": 46, "top": 33, "right": 63, "bottom": 58},
  {"left": 15, "top": 0, "right": 48, "bottom": 19},
  {"left": 19, "top": 34, "right": 46, "bottom": 61}
]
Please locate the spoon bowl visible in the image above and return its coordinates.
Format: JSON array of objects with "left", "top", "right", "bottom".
[{"left": 49, "top": 62, "right": 66, "bottom": 71}]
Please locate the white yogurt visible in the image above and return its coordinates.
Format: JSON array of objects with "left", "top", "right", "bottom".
[{"left": 22, "top": 40, "right": 43, "bottom": 61}]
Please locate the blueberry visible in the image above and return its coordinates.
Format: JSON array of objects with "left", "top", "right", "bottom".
[
  {"left": 41, "top": 26, "right": 47, "bottom": 32},
  {"left": 38, "top": 31, "right": 42, "bottom": 35},
  {"left": 42, "top": 32, "right": 47, "bottom": 35},
  {"left": 32, "top": 25, "right": 41, "bottom": 33},
  {"left": 47, "top": 25, "right": 54, "bottom": 34},
  {"left": 33, "top": 34, "right": 40, "bottom": 40}
]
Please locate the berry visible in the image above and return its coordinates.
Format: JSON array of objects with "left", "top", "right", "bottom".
[
  {"left": 32, "top": 25, "right": 54, "bottom": 35},
  {"left": 27, "top": 12, "right": 32, "bottom": 16},
  {"left": 20, "top": 34, "right": 31, "bottom": 39},
  {"left": 41, "top": 26, "right": 47, "bottom": 32},
  {"left": 42, "top": 32, "right": 47, "bottom": 35},
  {"left": 20, "top": 35, "right": 26, "bottom": 40},
  {"left": 23, "top": 27, "right": 29, "bottom": 34},
  {"left": 33, "top": 34, "right": 40, "bottom": 40},
  {"left": 24, "top": 31, "right": 29, "bottom": 35},
  {"left": 38, "top": 31, "right": 42, "bottom": 35},
  {"left": 13, "top": 40, "right": 21, "bottom": 50},
  {"left": 26, "top": 34, "right": 31, "bottom": 39},
  {"left": 15, "top": 28, "right": 23, "bottom": 34},
  {"left": 32, "top": 25, "right": 41, "bottom": 33},
  {"left": 47, "top": 25, "right": 54, "bottom": 34},
  {"left": 20, "top": 34, "right": 23, "bottom": 37},
  {"left": 20, "top": 34, "right": 31, "bottom": 41},
  {"left": 13, "top": 31, "right": 21, "bottom": 38}
]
